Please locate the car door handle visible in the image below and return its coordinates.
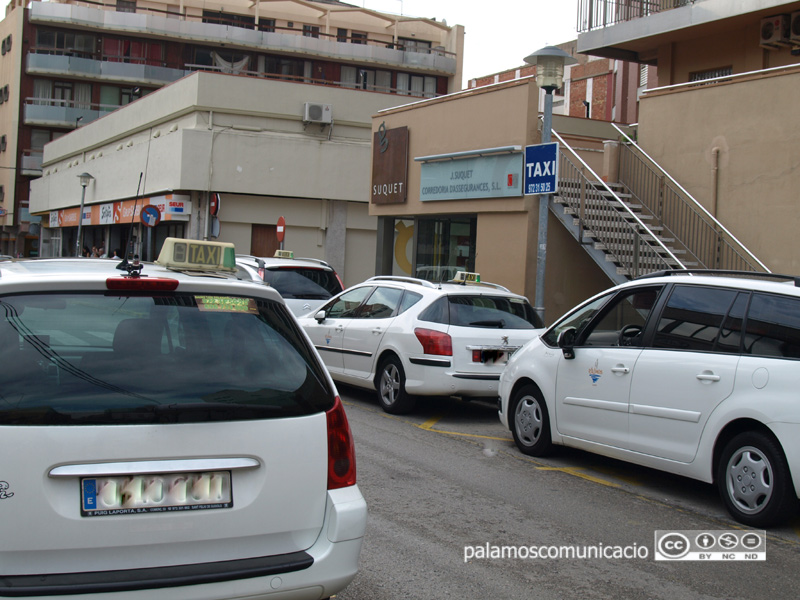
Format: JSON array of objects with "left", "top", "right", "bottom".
[
  {"left": 696, "top": 372, "right": 721, "bottom": 383},
  {"left": 335, "top": 325, "right": 344, "bottom": 333},
  {"left": 611, "top": 365, "right": 630, "bottom": 374},
  {"left": 371, "top": 327, "right": 382, "bottom": 335}
]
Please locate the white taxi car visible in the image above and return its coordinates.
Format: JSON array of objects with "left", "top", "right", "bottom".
[
  {"left": 0, "top": 239, "right": 365, "bottom": 598},
  {"left": 499, "top": 269, "right": 800, "bottom": 527},
  {"left": 236, "top": 251, "right": 344, "bottom": 317},
  {"left": 298, "top": 273, "right": 544, "bottom": 414}
]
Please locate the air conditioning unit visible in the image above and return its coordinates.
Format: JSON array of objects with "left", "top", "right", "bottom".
[
  {"left": 790, "top": 11, "right": 800, "bottom": 44},
  {"left": 760, "top": 14, "right": 790, "bottom": 48},
  {"left": 303, "top": 102, "right": 332, "bottom": 124}
]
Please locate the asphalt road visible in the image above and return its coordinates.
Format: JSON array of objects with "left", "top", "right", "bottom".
[{"left": 334, "top": 385, "right": 800, "bottom": 600}]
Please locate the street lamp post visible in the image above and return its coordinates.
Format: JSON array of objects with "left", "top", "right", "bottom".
[
  {"left": 524, "top": 46, "right": 577, "bottom": 323},
  {"left": 75, "top": 172, "right": 94, "bottom": 257}
]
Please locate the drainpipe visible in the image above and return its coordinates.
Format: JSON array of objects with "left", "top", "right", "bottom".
[
  {"left": 711, "top": 146, "right": 721, "bottom": 267},
  {"left": 711, "top": 147, "right": 720, "bottom": 217}
]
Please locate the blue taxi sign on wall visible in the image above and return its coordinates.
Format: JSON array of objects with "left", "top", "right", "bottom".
[{"left": 524, "top": 142, "right": 559, "bottom": 195}]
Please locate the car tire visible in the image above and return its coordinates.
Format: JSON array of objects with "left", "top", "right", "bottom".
[
  {"left": 510, "top": 384, "right": 552, "bottom": 457},
  {"left": 716, "top": 431, "right": 797, "bottom": 527},
  {"left": 376, "top": 355, "right": 415, "bottom": 415}
]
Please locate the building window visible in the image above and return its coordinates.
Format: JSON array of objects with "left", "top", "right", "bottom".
[
  {"left": 258, "top": 19, "right": 276, "bottom": 33},
  {"left": 202, "top": 10, "right": 255, "bottom": 30},
  {"left": 116, "top": 0, "right": 136, "bottom": 13},
  {"left": 337, "top": 28, "right": 348, "bottom": 42},
  {"left": 639, "top": 64, "right": 648, "bottom": 88},
  {"left": 303, "top": 25, "right": 320, "bottom": 38},
  {"left": 35, "top": 29, "right": 95, "bottom": 58},
  {"left": 351, "top": 32, "right": 367, "bottom": 45},
  {"left": 194, "top": 48, "right": 251, "bottom": 74},
  {"left": 415, "top": 216, "right": 476, "bottom": 281},
  {"left": 399, "top": 38, "right": 431, "bottom": 54}
]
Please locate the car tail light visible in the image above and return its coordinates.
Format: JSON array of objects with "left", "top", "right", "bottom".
[
  {"left": 106, "top": 277, "right": 179, "bottom": 291},
  {"left": 414, "top": 328, "right": 452, "bottom": 356},
  {"left": 472, "top": 349, "right": 482, "bottom": 363},
  {"left": 326, "top": 396, "right": 356, "bottom": 490}
]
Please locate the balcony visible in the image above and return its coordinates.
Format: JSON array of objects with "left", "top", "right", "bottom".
[
  {"left": 26, "top": 53, "right": 189, "bottom": 86},
  {"left": 576, "top": 0, "right": 784, "bottom": 62},
  {"left": 21, "top": 152, "right": 43, "bottom": 176},
  {"left": 29, "top": 1, "right": 458, "bottom": 76},
  {"left": 23, "top": 98, "right": 112, "bottom": 128}
]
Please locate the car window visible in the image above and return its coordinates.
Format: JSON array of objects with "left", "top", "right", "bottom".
[
  {"left": 359, "top": 286, "right": 403, "bottom": 319},
  {"left": 541, "top": 292, "right": 613, "bottom": 347},
  {"left": 580, "top": 286, "right": 661, "bottom": 347},
  {"left": 743, "top": 293, "right": 800, "bottom": 358},
  {"left": 418, "top": 296, "right": 449, "bottom": 324},
  {"left": 653, "top": 285, "right": 739, "bottom": 352},
  {"left": 325, "top": 286, "right": 373, "bottom": 319},
  {"left": 398, "top": 291, "right": 423, "bottom": 315},
  {"left": 263, "top": 267, "right": 342, "bottom": 299},
  {"left": 0, "top": 292, "right": 333, "bottom": 425},
  {"left": 447, "top": 295, "right": 541, "bottom": 329}
]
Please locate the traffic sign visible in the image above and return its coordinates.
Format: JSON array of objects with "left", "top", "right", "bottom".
[
  {"left": 524, "top": 142, "right": 559, "bottom": 195},
  {"left": 276, "top": 216, "right": 286, "bottom": 243},
  {"left": 141, "top": 204, "right": 161, "bottom": 228},
  {"left": 210, "top": 192, "right": 220, "bottom": 216}
]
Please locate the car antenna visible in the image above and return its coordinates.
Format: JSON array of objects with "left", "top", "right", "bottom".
[{"left": 117, "top": 172, "right": 144, "bottom": 276}]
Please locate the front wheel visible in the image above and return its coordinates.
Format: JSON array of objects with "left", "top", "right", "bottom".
[
  {"left": 716, "top": 431, "right": 796, "bottom": 527},
  {"left": 376, "top": 355, "right": 415, "bottom": 415},
  {"left": 510, "top": 384, "right": 552, "bottom": 457}
]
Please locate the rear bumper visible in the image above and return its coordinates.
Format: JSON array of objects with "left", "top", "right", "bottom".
[
  {"left": 404, "top": 356, "right": 502, "bottom": 398},
  {"left": 0, "top": 486, "right": 367, "bottom": 600}
]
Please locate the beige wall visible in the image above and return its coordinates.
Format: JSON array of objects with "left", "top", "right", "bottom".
[
  {"left": 0, "top": 7, "right": 22, "bottom": 227},
  {"left": 638, "top": 66, "right": 800, "bottom": 273}
]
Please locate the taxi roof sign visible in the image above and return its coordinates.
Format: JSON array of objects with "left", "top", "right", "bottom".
[
  {"left": 156, "top": 238, "right": 236, "bottom": 272},
  {"left": 452, "top": 271, "right": 480, "bottom": 283},
  {"left": 274, "top": 250, "right": 295, "bottom": 259}
]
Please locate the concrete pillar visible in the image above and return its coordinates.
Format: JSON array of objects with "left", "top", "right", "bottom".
[{"left": 602, "top": 140, "right": 620, "bottom": 183}]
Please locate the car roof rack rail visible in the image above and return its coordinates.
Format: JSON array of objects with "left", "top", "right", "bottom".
[
  {"left": 367, "top": 275, "right": 438, "bottom": 289},
  {"left": 636, "top": 269, "right": 800, "bottom": 287}
]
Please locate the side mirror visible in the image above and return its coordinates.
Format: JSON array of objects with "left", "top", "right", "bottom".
[
  {"left": 314, "top": 309, "right": 327, "bottom": 323},
  {"left": 557, "top": 327, "right": 576, "bottom": 360}
]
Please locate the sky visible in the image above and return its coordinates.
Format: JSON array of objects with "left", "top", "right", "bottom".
[{"left": 359, "top": 0, "right": 580, "bottom": 85}]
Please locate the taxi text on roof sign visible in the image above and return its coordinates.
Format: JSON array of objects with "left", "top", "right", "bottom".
[
  {"left": 452, "top": 271, "right": 481, "bottom": 283},
  {"left": 156, "top": 238, "right": 236, "bottom": 272}
]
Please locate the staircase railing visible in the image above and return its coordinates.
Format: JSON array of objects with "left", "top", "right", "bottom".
[
  {"left": 553, "top": 130, "right": 686, "bottom": 278},
  {"left": 612, "top": 123, "right": 769, "bottom": 273}
]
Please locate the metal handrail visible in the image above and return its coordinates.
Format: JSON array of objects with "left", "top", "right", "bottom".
[
  {"left": 611, "top": 123, "right": 769, "bottom": 273},
  {"left": 553, "top": 130, "right": 685, "bottom": 278}
]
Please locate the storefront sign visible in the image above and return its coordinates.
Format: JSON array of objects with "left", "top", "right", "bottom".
[
  {"left": 47, "top": 195, "right": 192, "bottom": 229},
  {"left": 420, "top": 154, "right": 522, "bottom": 202},
  {"left": 371, "top": 124, "right": 408, "bottom": 205}
]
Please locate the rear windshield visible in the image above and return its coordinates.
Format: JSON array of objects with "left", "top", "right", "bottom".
[
  {"left": 0, "top": 292, "right": 334, "bottom": 425},
  {"left": 419, "top": 295, "right": 543, "bottom": 329},
  {"left": 262, "top": 267, "right": 342, "bottom": 300}
]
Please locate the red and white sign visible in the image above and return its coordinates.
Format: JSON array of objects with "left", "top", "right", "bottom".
[
  {"left": 210, "top": 193, "right": 220, "bottom": 216},
  {"left": 276, "top": 216, "right": 286, "bottom": 243}
]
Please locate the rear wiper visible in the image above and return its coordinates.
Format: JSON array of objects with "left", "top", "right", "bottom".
[{"left": 468, "top": 320, "right": 505, "bottom": 328}]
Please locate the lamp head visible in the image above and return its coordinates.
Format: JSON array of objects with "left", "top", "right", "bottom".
[
  {"left": 78, "top": 172, "right": 94, "bottom": 188},
  {"left": 524, "top": 45, "right": 578, "bottom": 92}
]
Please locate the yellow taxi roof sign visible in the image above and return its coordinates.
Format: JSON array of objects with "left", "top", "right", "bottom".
[
  {"left": 156, "top": 238, "right": 236, "bottom": 272},
  {"left": 452, "top": 271, "right": 480, "bottom": 283},
  {"left": 274, "top": 249, "right": 295, "bottom": 259}
]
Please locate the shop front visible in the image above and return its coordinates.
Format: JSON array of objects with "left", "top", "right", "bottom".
[
  {"left": 370, "top": 78, "right": 613, "bottom": 322},
  {"left": 41, "top": 194, "right": 190, "bottom": 259}
]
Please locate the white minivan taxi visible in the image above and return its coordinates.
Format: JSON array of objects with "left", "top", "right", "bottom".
[{"left": 0, "top": 239, "right": 365, "bottom": 599}]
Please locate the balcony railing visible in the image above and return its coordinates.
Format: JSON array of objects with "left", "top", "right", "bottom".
[
  {"left": 27, "top": 52, "right": 189, "bottom": 85},
  {"left": 23, "top": 97, "right": 120, "bottom": 128},
  {"left": 30, "top": 1, "right": 457, "bottom": 75},
  {"left": 578, "top": 0, "right": 694, "bottom": 33}
]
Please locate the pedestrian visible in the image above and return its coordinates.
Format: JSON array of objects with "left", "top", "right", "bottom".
[{"left": 82, "top": 246, "right": 91, "bottom": 258}]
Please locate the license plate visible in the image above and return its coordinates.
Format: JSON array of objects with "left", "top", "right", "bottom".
[{"left": 80, "top": 471, "right": 232, "bottom": 517}]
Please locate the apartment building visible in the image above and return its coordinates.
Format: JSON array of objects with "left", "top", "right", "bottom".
[
  {"left": 2, "top": 0, "right": 464, "bottom": 260},
  {"left": 467, "top": 40, "right": 650, "bottom": 125}
]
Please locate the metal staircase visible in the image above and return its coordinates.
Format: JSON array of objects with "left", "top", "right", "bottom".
[{"left": 550, "top": 128, "right": 769, "bottom": 285}]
